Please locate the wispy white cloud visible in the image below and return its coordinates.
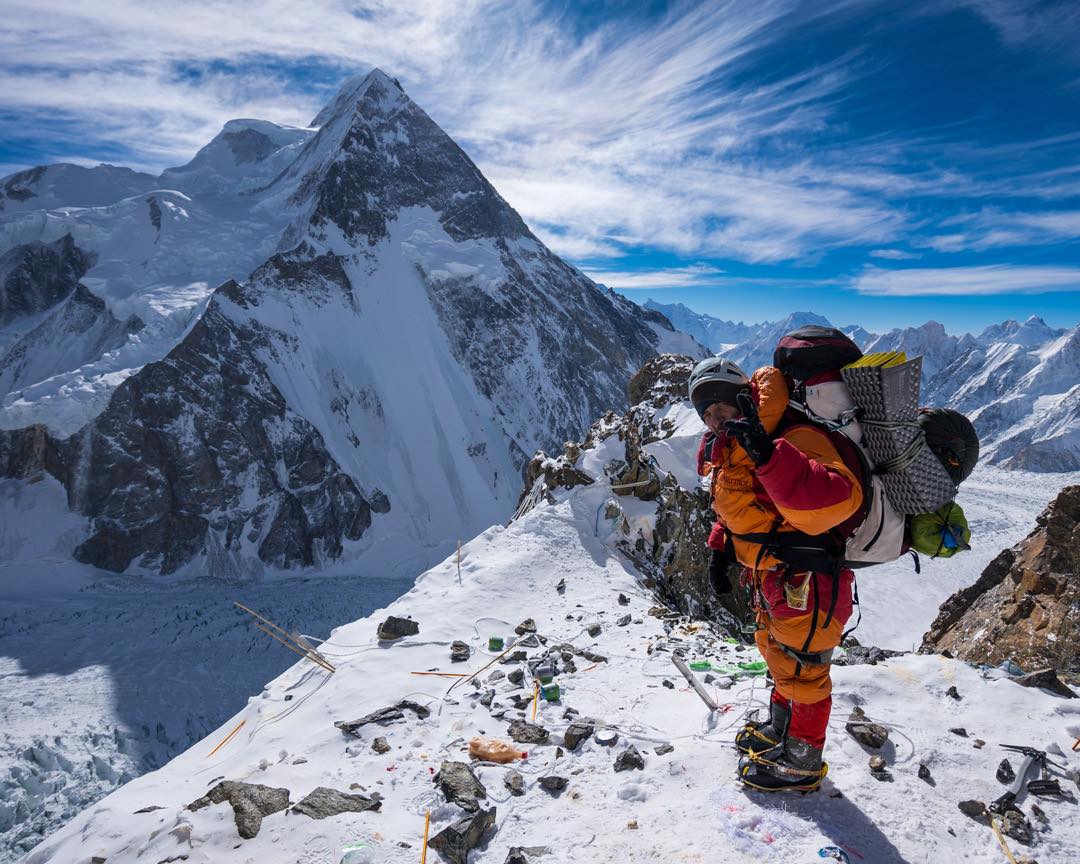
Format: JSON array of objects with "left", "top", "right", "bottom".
[
  {"left": 852, "top": 264, "right": 1080, "bottom": 296},
  {"left": 869, "top": 248, "right": 920, "bottom": 260},
  {"left": 1, "top": 0, "right": 1078, "bottom": 270},
  {"left": 917, "top": 208, "right": 1080, "bottom": 252},
  {"left": 581, "top": 264, "right": 726, "bottom": 291},
  {"left": 955, "top": 0, "right": 1080, "bottom": 62},
  {"left": 0, "top": 0, "right": 913, "bottom": 263}
]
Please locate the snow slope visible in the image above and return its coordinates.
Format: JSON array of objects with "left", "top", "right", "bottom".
[{"left": 23, "top": 420, "right": 1080, "bottom": 864}]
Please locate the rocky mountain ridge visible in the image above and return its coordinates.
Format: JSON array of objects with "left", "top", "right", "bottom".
[{"left": 921, "top": 484, "right": 1080, "bottom": 681}]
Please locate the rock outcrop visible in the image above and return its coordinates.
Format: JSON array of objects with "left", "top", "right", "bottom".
[
  {"left": 921, "top": 485, "right": 1080, "bottom": 680},
  {"left": 515, "top": 353, "right": 746, "bottom": 628},
  {"left": 0, "top": 235, "right": 94, "bottom": 326}
]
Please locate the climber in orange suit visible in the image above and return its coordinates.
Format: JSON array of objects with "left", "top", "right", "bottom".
[{"left": 690, "top": 357, "right": 862, "bottom": 792}]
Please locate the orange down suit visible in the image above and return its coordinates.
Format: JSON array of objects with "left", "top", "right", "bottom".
[{"left": 699, "top": 366, "right": 862, "bottom": 709}]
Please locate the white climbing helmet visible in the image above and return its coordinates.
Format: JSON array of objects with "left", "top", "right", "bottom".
[{"left": 688, "top": 356, "right": 750, "bottom": 414}]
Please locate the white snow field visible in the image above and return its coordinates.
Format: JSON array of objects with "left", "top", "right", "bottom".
[{"left": 18, "top": 429, "right": 1080, "bottom": 864}]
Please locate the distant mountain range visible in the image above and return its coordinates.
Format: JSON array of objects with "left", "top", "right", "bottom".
[{"left": 644, "top": 299, "right": 1080, "bottom": 471}]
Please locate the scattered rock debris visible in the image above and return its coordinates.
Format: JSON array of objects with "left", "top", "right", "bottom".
[
  {"left": 507, "top": 720, "right": 549, "bottom": 744},
  {"left": 376, "top": 616, "right": 419, "bottom": 641},
  {"left": 538, "top": 775, "right": 568, "bottom": 794},
  {"left": 335, "top": 700, "right": 431, "bottom": 736},
  {"left": 614, "top": 746, "right": 645, "bottom": 772},
  {"left": 187, "top": 781, "right": 290, "bottom": 839},
  {"left": 845, "top": 707, "right": 889, "bottom": 749},
  {"left": 428, "top": 808, "right": 497, "bottom": 864},
  {"left": 292, "top": 786, "right": 381, "bottom": 819},
  {"left": 434, "top": 761, "right": 488, "bottom": 812}
]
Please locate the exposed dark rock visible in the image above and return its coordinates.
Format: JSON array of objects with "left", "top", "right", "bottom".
[
  {"left": 377, "top": 616, "right": 419, "bottom": 641},
  {"left": 547, "top": 642, "right": 607, "bottom": 664},
  {"left": 950, "top": 727, "right": 968, "bottom": 738},
  {"left": 507, "top": 669, "right": 524, "bottom": 686},
  {"left": 187, "top": 780, "right": 290, "bottom": 839},
  {"left": 957, "top": 799, "right": 988, "bottom": 822},
  {"left": 451, "top": 640, "right": 471, "bottom": 663},
  {"left": 834, "top": 644, "right": 901, "bottom": 666},
  {"left": 946, "top": 686, "right": 961, "bottom": 700},
  {"left": 435, "top": 761, "right": 488, "bottom": 813},
  {"left": 372, "top": 737, "right": 391, "bottom": 754},
  {"left": 662, "top": 679, "right": 675, "bottom": 689},
  {"left": 515, "top": 619, "right": 537, "bottom": 635},
  {"left": 586, "top": 623, "right": 602, "bottom": 638},
  {"left": 1016, "top": 668, "right": 1077, "bottom": 698},
  {"left": 537, "top": 776, "right": 568, "bottom": 793},
  {"left": 845, "top": 707, "right": 889, "bottom": 749},
  {"left": 922, "top": 486, "right": 1080, "bottom": 676},
  {"left": 556, "top": 579, "right": 566, "bottom": 594},
  {"left": 0, "top": 234, "right": 94, "bottom": 326},
  {"left": 0, "top": 425, "right": 65, "bottom": 480},
  {"left": 36, "top": 258, "right": 380, "bottom": 575},
  {"left": 292, "top": 786, "right": 381, "bottom": 819},
  {"left": 428, "top": 807, "right": 497, "bottom": 864},
  {"left": 507, "top": 721, "right": 549, "bottom": 744},
  {"left": 335, "top": 700, "right": 430, "bottom": 735},
  {"left": 918, "top": 764, "right": 932, "bottom": 782},
  {"left": 504, "top": 847, "right": 548, "bottom": 864},
  {"left": 133, "top": 805, "right": 165, "bottom": 813},
  {"left": 654, "top": 743, "right": 674, "bottom": 756},
  {"left": 997, "top": 759, "right": 1015, "bottom": 784},
  {"left": 616, "top": 614, "right": 631, "bottom": 627},
  {"left": 504, "top": 770, "right": 525, "bottom": 797},
  {"left": 614, "top": 746, "right": 645, "bottom": 772},
  {"left": 479, "top": 690, "right": 495, "bottom": 708},
  {"left": 501, "top": 651, "right": 528, "bottom": 664},
  {"left": 517, "top": 452, "right": 594, "bottom": 515},
  {"left": 563, "top": 722, "right": 594, "bottom": 751},
  {"left": 147, "top": 195, "right": 162, "bottom": 230},
  {"left": 618, "top": 593, "right": 630, "bottom": 605},
  {"left": 1001, "top": 810, "right": 1033, "bottom": 845}
]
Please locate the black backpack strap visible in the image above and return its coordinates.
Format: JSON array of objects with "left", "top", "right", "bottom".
[{"left": 840, "top": 572, "right": 861, "bottom": 643}]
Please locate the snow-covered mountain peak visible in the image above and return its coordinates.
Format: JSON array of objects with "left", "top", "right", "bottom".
[
  {"left": 309, "top": 67, "right": 405, "bottom": 128},
  {"left": 159, "top": 119, "right": 313, "bottom": 197},
  {"left": 0, "top": 163, "right": 158, "bottom": 215},
  {"left": 977, "top": 315, "right": 1064, "bottom": 349},
  {"left": 276, "top": 70, "right": 528, "bottom": 251}
]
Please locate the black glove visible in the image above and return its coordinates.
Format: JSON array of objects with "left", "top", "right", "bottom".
[
  {"left": 724, "top": 392, "right": 775, "bottom": 466},
  {"left": 709, "top": 546, "right": 734, "bottom": 595}
]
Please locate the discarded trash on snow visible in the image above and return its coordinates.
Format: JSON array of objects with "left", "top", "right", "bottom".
[{"left": 468, "top": 737, "right": 524, "bottom": 763}]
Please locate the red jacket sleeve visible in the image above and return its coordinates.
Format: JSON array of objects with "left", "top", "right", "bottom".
[{"left": 753, "top": 427, "right": 863, "bottom": 535}]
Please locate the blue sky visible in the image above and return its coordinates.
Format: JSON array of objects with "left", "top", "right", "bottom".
[{"left": 1, "top": 0, "right": 1079, "bottom": 333}]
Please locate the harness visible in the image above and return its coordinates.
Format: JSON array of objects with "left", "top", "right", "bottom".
[{"left": 718, "top": 405, "right": 880, "bottom": 670}]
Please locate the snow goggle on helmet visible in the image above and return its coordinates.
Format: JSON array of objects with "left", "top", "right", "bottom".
[{"left": 688, "top": 356, "right": 750, "bottom": 418}]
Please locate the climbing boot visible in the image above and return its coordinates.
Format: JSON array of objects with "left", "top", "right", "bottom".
[
  {"left": 735, "top": 697, "right": 790, "bottom": 757},
  {"left": 738, "top": 736, "right": 828, "bottom": 793}
]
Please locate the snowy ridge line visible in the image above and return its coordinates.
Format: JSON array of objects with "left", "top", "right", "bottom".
[{"left": 22, "top": 418, "right": 1080, "bottom": 863}]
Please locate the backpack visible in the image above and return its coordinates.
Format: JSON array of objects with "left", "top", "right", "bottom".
[
  {"left": 770, "top": 326, "right": 908, "bottom": 571},
  {"left": 771, "top": 325, "right": 980, "bottom": 566}
]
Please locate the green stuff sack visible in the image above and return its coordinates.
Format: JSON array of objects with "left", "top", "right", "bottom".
[{"left": 910, "top": 502, "right": 971, "bottom": 558}]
